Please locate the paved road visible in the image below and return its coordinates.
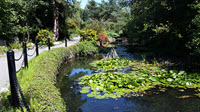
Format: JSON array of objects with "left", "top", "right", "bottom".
[{"left": 0, "top": 37, "right": 80, "bottom": 92}]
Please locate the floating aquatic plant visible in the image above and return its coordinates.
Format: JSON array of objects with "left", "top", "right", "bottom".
[
  {"left": 131, "top": 61, "right": 200, "bottom": 89},
  {"left": 78, "top": 72, "right": 154, "bottom": 99},
  {"left": 90, "top": 58, "right": 131, "bottom": 71},
  {"left": 78, "top": 59, "right": 200, "bottom": 99}
]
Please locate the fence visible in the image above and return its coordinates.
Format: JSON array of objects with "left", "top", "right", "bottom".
[{"left": 6, "top": 37, "right": 68, "bottom": 112}]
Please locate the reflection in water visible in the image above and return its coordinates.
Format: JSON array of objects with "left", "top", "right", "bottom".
[
  {"left": 70, "top": 69, "right": 94, "bottom": 81},
  {"left": 70, "top": 69, "right": 94, "bottom": 77},
  {"left": 124, "top": 87, "right": 200, "bottom": 112},
  {"left": 57, "top": 55, "right": 200, "bottom": 112},
  {"left": 57, "top": 55, "right": 103, "bottom": 112}
]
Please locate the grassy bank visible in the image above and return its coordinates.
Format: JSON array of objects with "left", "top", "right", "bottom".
[{"left": 0, "top": 41, "right": 99, "bottom": 111}]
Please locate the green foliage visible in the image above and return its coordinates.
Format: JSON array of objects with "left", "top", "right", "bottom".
[
  {"left": 0, "top": 46, "right": 8, "bottom": 54},
  {"left": 66, "top": 18, "right": 78, "bottom": 29},
  {"left": 0, "top": 0, "right": 14, "bottom": 41},
  {"left": 66, "top": 18, "right": 81, "bottom": 37},
  {"left": 75, "top": 41, "right": 99, "bottom": 55},
  {"left": 9, "top": 41, "right": 22, "bottom": 50},
  {"left": 68, "top": 28, "right": 79, "bottom": 35},
  {"left": 79, "top": 58, "right": 135, "bottom": 100},
  {"left": 79, "top": 72, "right": 138, "bottom": 99},
  {"left": 0, "top": 0, "right": 78, "bottom": 43},
  {"left": 0, "top": 41, "right": 99, "bottom": 111},
  {"left": 80, "top": 29, "right": 97, "bottom": 41},
  {"left": 86, "top": 0, "right": 99, "bottom": 20},
  {"left": 106, "top": 31, "right": 119, "bottom": 38},
  {"left": 186, "top": 1, "right": 200, "bottom": 56},
  {"left": 186, "top": 37, "right": 200, "bottom": 56},
  {"left": 0, "top": 0, "right": 52, "bottom": 41},
  {"left": 86, "top": 22, "right": 107, "bottom": 35},
  {"left": 91, "top": 58, "right": 131, "bottom": 71},
  {"left": 82, "top": 0, "right": 128, "bottom": 32},
  {"left": 131, "top": 61, "right": 200, "bottom": 88},
  {"left": 126, "top": 0, "right": 198, "bottom": 56},
  {"left": 36, "top": 30, "right": 54, "bottom": 45},
  {"left": 79, "top": 59, "right": 200, "bottom": 99},
  {"left": 63, "top": 1, "right": 83, "bottom": 40}
]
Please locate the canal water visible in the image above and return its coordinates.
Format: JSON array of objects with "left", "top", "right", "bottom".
[{"left": 57, "top": 47, "right": 200, "bottom": 112}]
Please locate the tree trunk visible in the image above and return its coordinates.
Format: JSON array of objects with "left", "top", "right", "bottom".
[
  {"left": 100, "top": 41, "right": 103, "bottom": 47},
  {"left": 26, "top": 22, "right": 30, "bottom": 42},
  {"left": 53, "top": 0, "right": 59, "bottom": 40}
]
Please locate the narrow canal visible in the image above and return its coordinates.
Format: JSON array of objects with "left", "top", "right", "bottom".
[{"left": 57, "top": 46, "right": 200, "bottom": 112}]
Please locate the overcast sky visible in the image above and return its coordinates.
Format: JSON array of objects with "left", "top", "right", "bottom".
[{"left": 77, "top": 0, "right": 108, "bottom": 9}]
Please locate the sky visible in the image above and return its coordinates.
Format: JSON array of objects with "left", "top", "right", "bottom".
[{"left": 77, "top": 0, "right": 108, "bottom": 9}]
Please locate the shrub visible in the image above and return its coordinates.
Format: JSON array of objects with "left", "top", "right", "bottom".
[
  {"left": 86, "top": 22, "right": 108, "bottom": 37},
  {"left": 9, "top": 41, "right": 22, "bottom": 50},
  {"left": 107, "top": 31, "right": 119, "bottom": 38},
  {"left": 0, "top": 46, "right": 8, "bottom": 54},
  {"left": 0, "top": 41, "right": 99, "bottom": 111},
  {"left": 86, "top": 22, "right": 104, "bottom": 34},
  {"left": 36, "top": 29, "right": 54, "bottom": 46},
  {"left": 66, "top": 18, "right": 77, "bottom": 29},
  {"left": 98, "top": 33, "right": 109, "bottom": 42},
  {"left": 97, "top": 33, "right": 109, "bottom": 47},
  {"left": 68, "top": 28, "right": 80, "bottom": 35},
  {"left": 80, "top": 29, "right": 97, "bottom": 41}
]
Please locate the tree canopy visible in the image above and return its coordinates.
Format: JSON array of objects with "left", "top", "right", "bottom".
[
  {"left": 0, "top": 0, "right": 78, "bottom": 42},
  {"left": 125, "top": 0, "right": 200, "bottom": 57},
  {"left": 1, "top": 0, "right": 200, "bottom": 58}
]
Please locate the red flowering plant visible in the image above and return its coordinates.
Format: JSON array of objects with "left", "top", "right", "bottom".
[{"left": 98, "top": 33, "right": 109, "bottom": 47}]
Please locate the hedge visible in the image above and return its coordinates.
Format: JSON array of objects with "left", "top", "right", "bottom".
[{"left": 0, "top": 41, "right": 99, "bottom": 111}]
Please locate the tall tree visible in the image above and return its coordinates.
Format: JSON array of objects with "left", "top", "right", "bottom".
[
  {"left": 53, "top": 0, "right": 76, "bottom": 40},
  {"left": 126, "top": 0, "right": 197, "bottom": 55},
  {"left": 0, "top": 0, "right": 14, "bottom": 41},
  {"left": 86, "top": 0, "right": 100, "bottom": 20},
  {"left": 53, "top": 0, "right": 59, "bottom": 40}
]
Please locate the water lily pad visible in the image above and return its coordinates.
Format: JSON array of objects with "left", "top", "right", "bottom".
[
  {"left": 178, "top": 71, "right": 185, "bottom": 75},
  {"left": 80, "top": 87, "right": 91, "bottom": 93},
  {"left": 115, "top": 91, "right": 124, "bottom": 96},
  {"left": 150, "top": 77, "right": 157, "bottom": 81},
  {"left": 87, "top": 93, "right": 95, "bottom": 97},
  {"left": 78, "top": 81, "right": 85, "bottom": 85},
  {"left": 79, "top": 60, "right": 200, "bottom": 99},
  {"left": 186, "top": 82, "right": 192, "bottom": 86},
  {"left": 95, "top": 95, "right": 105, "bottom": 99},
  {"left": 90, "top": 58, "right": 131, "bottom": 71},
  {"left": 167, "top": 78, "right": 173, "bottom": 82}
]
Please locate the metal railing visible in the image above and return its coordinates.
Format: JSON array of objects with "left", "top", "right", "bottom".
[{"left": 6, "top": 38, "right": 68, "bottom": 111}]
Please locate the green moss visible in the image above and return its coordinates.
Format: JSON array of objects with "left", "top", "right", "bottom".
[{"left": 0, "top": 41, "right": 99, "bottom": 111}]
